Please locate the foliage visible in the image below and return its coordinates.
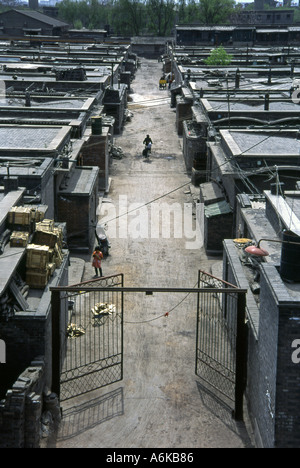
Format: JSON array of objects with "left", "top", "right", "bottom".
[
  {"left": 203, "top": 46, "right": 232, "bottom": 65},
  {"left": 198, "top": 0, "right": 235, "bottom": 25},
  {"left": 176, "top": 0, "right": 202, "bottom": 24},
  {"left": 57, "top": 0, "right": 235, "bottom": 36},
  {"left": 146, "top": 0, "right": 176, "bottom": 36}
]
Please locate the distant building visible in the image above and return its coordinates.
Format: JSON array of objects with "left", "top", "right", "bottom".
[
  {"left": 0, "top": 9, "right": 69, "bottom": 38},
  {"left": 231, "top": 8, "right": 294, "bottom": 25}
]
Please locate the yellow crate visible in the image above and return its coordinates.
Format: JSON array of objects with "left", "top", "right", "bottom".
[
  {"left": 8, "top": 206, "right": 33, "bottom": 226},
  {"left": 26, "top": 244, "right": 52, "bottom": 270},
  {"left": 48, "top": 262, "right": 56, "bottom": 276},
  {"left": 32, "top": 209, "right": 45, "bottom": 222},
  {"left": 53, "top": 243, "right": 63, "bottom": 267},
  {"left": 26, "top": 268, "right": 50, "bottom": 289},
  {"left": 33, "top": 230, "right": 58, "bottom": 248},
  {"left": 53, "top": 227, "right": 63, "bottom": 247},
  {"left": 36, "top": 219, "right": 54, "bottom": 232},
  {"left": 10, "top": 231, "right": 30, "bottom": 248}
]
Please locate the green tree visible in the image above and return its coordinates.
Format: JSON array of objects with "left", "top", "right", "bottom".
[
  {"left": 58, "top": 0, "right": 110, "bottom": 29},
  {"left": 204, "top": 46, "right": 232, "bottom": 65},
  {"left": 176, "top": 0, "right": 201, "bottom": 24},
  {"left": 146, "top": 0, "right": 176, "bottom": 36},
  {"left": 199, "top": 0, "right": 235, "bottom": 24},
  {"left": 58, "top": 0, "right": 80, "bottom": 26},
  {"left": 108, "top": 0, "right": 146, "bottom": 35},
  {"left": 73, "top": 19, "right": 83, "bottom": 29}
]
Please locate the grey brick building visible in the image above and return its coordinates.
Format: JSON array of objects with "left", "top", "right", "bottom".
[{"left": 223, "top": 189, "right": 300, "bottom": 447}]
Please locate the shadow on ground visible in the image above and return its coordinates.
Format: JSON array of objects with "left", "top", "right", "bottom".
[
  {"left": 196, "top": 381, "right": 254, "bottom": 448},
  {"left": 46, "top": 387, "right": 124, "bottom": 447}
]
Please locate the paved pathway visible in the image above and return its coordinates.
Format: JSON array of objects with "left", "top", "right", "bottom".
[{"left": 55, "top": 58, "right": 253, "bottom": 449}]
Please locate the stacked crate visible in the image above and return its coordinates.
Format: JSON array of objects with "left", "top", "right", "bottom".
[
  {"left": 25, "top": 244, "right": 54, "bottom": 288},
  {"left": 8, "top": 206, "right": 44, "bottom": 233},
  {"left": 34, "top": 220, "right": 64, "bottom": 269},
  {"left": 25, "top": 220, "right": 64, "bottom": 289},
  {"left": 8, "top": 207, "right": 45, "bottom": 248}
]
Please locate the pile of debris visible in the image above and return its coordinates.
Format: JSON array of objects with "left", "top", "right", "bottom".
[{"left": 109, "top": 144, "right": 124, "bottom": 159}]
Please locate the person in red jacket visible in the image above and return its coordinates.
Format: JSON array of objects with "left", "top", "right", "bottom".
[{"left": 92, "top": 246, "right": 103, "bottom": 277}]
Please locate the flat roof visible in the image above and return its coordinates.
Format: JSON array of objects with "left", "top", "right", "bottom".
[
  {"left": 201, "top": 99, "right": 300, "bottom": 113},
  {"left": 59, "top": 166, "right": 99, "bottom": 195},
  {"left": 0, "top": 157, "right": 53, "bottom": 177},
  {"left": 0, "top": 96, "right": 96, "bottom": 111},
  {"left": 0, "top": 125, "right": 71, "bottom": 153},
  {"left": 220, "top": 129, "right": 300, "bottom": 157}
]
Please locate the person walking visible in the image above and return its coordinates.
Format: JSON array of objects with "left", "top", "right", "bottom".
[{"left": 92, "top": 246, "right": 103, "bottom": 277}]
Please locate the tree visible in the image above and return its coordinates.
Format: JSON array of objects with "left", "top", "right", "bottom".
[
  {"left": 199, "top": 0, "right": 235, "bottom": 24},
  {"left": 120, "top": 0, "right": 145, "bottom": 36},
  {"left": 204, "top": 46, "right": 232, "bottom": 65},
  {"left": 176, "top": 0, "right": 201, "bottom": 24},
  {"left": 108, "top": 0, "right": 146, "bottom": 36},
  {"left": 146, "top": 0, "right": 176, "bottom": 36}
]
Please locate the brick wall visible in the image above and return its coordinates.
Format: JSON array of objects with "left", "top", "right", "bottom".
[
  {"left": 224, "top": 241, "right": 300, "bottom": 447},
  {"left": 176, "top": 96, "right": 193, "bottom": 136},
  {"left": 246, "top": 266, "right": 278, "bottom": 448},
  {"left": 182, "top": 120, "right": 207, "bottom": 174},
  {"left": 57, "top": 169, "right": 99, "bottom": 251},
  {"left": 204, "top": 211, "right": 233, "bottom": 254},
  {"left": 80, "top": 131, "right": 110, "bottom": 192},
  {"left": 0, "top": 254, "right": 69, "bottom": 399}
]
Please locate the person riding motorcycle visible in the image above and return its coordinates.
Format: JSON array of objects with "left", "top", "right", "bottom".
[{"left": 143, "top": 134, "right": 153, "bottom": 158}]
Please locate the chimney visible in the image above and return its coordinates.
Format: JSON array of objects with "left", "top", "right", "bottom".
[
  {"left": 264, "top": 93, "right": 270, "bottom": 111},
  {"left": 4, "top": 176, "right": 19, "bottom": 195},
  {"left": 280, "top": 230, "right": 300, "bottom": 282}
]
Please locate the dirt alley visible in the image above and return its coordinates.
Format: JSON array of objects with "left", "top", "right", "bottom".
[{"left": 55, "top": 57, "right": 252, "bottom": 449}]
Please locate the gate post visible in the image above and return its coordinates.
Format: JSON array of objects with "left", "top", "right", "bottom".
[
  {"left": 51, "top": 290, "right": 61, "bottom": 399},
  {"left": 234, "top": 291, "right": 247, "bottom": 421}
]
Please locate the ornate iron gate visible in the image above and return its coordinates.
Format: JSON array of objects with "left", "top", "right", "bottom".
[
  {"left": 51, "top": 274, "right": 123, "bottom": 402},
  {"left": 51, "top": 270, "right": 246, "bottom": 417},
  {"left": 195, "top": 270, "right": 247, "bottom": 420}
]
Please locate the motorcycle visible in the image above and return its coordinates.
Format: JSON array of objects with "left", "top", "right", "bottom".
[
  {"left": 142, "top": 142, "right": 152, "bottom": 158},
  {"left": 95, "top": 223, "right": 111, "bottom": 257}
]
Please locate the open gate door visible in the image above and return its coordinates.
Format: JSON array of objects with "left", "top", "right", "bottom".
[
  {"left": 195, "top": 270, "right": 247, "bottom": 420},
  {"left": 51, "top": 274, "right": 123, "bottom": 402}
]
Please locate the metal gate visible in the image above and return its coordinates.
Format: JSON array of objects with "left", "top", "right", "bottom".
[
  {"left": 51, "top": 270, "right": 246, "bottom": 417},
  {"left": 195, "top": 270, "right": 247, "bottom": 420},
  {"left": 51, "top": 274, "right": 123, "bottom": 402}
]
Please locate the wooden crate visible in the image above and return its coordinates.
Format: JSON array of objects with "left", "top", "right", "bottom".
[
  {"left": 53, "top": 227, "right": 63, "bottom": 247},
  {"left": 8, "top": 206, "right": 34, "bottom": 226},
  {"left": 32, "top": 230, "right": 58, "bottom": 248},
  {"left": 53, "top": 243, "right": 63, "bottom": 267},
  {"left": 36, "top": 219, "right": 54, "bottom": 232},
  {"left": 31, "top": 209, "right": 45, "bottom": 223},
  {"left": 26, "top": 268, "right": 50, "bottom": 289},
  {"left": 10, "top": 231, "right": 30, "bottom": 248},
  {"left": 26, "top": 244, "right": 52, "bottom": 270},
  {"left": 48, "top": 262, "right": 56, "bottom": 276}
]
